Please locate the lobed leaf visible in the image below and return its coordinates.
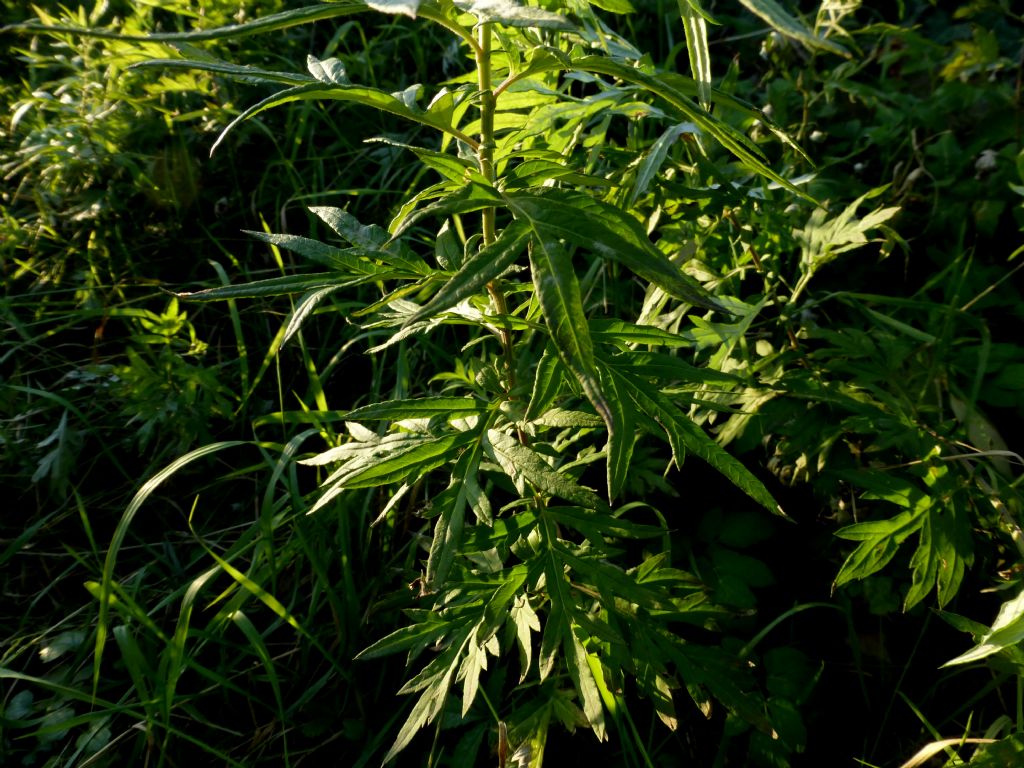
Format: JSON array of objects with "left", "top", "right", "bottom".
[
  {"left": 505, "top": 188, "right": 727, "bottom": 312},
  {"left": 619, "top": 370, "right": 783, "bottom": 515},
  {"left": 485, "top": 430, "right": 604, "bottom": 509}
]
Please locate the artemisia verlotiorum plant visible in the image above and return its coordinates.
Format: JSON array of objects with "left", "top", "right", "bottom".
[{"left": 11, "top": 0, "right": 830, "bottom": 763}]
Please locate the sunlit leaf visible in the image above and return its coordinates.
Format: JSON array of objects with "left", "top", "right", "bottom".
[
  {"left": 129, "top": 57, "right": 314, "bottom": 85},
  {"left": 177, "top": 273, "right": 365, "bottom": 301},
  {"left": 678, "top": 0, "right": 713, "bottom": 108},
  {"left": 485, "top": 430, "right": 604, "bottom": 508},
  {"left": 345, "top": 397, "right": 485, "bottom": 420},
  {"left": 619, "top": 371, "right": 783, "bottom": 515},
  {"left": 427, "top": 443, "right": 485, "bottom": 590},
  {"left": 404, "top": 220, "right": 531, "bottom": 326},
  {"left": 944, "top": 590, "right": 1024, "bottom": 667},
  {"left": 9, "top": 1, "right": 370, "bottom": 42},
  {"left": 600, "top": 366, "right": 635, "bottom": 501},
  {"left": 506, "top": 188, "right": 726, "bottom": 312},
  {"left": 454, "top": 0, "right": 575, "bottom": 29},
  {"left": 738, "top": 0, "right": 849, "bottom": 57},
  {"left": 528, "top": 238, "right": 613, "bottom": 431},
  {"left": 307, "top": 54, "right": 349, "bottom": 84}
]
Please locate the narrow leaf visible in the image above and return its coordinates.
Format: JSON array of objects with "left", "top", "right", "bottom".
[
  {"left": 345, "top": 397, "right": 484, "bottom": 421},
  {"left": 525, "top": 346, "right": 565, "bottom": 422},
  {"left": 506, "top": 189, "right": 726, "bottom": 312},
  {"left": 383, "top": 632, "right": 470, "bottom": 763},
  {"left": 404, "top": 220, "right": 531, "bottom": 326},
  {"left": 392, "top": 182, "right": 504, "bottom": 238},
  {"left": 569, "top": 55, "right": 817, "bottom": 202},
  {"left": 282, "top": 286, "right": 343, "bottom": 347},
  {"left": 738, "top": 0, "right": 849, "bottom": 56},
  {"left": 621, "top": 372, "right": 783, "bottom": 515},
  {"left": 309, "top": 206, "right": 391, "bottom": 250},
  {"left": 96, "top": 442, "right": 248, "bottom": 697},
  {"left": 355, "top": 620, "right": 450, "bottom": 660},
  {"left": 242, "top": 230, "right": 396, "bottom": 275},
  {"left": 678, "top": 0, "right": 712, "bottom": 108},
  {"left": 944, "top": 590, "right": 1024, "bottom": 667},
  {"left": 177, "top": 273, "right": 364, "bottom": 301},
  {"left": 8, "top": 1, "right": 369, "bottom": 42},
  {"left": 426, "top": 444, "right": 483, "bottom": 589},
  {"left": 129, "top": 58, "right": 313, "bottom": 86},
  {"left": 211, "top": 82, "right": 477, "bottom": 156},
  {"left": 628, "top": 122, "right": 699, "bottom": 207},
  {"left": 600, "top": 365, "right": 635, "bottom": 501},
  {"left": 528, "top": 238, "right": 613, "bottom": 431},
  {"left": 331, "top": 431, "right": 474, "bottom": 491}
]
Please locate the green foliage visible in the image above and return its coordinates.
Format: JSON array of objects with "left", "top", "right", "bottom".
[{"left": 3, "top": 0, "right": 1024, "bottom": 766}]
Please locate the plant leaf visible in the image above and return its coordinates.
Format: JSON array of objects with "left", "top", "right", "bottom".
[
  {"left": 404, "top": 219, "right": 531, "bottom": 326},
  {"left": 568, "top": 55, "right": 816, "bottom": 202},
  {"left": 129, "top": 58, "right": 314, "bottom": 85},
  {"left": 453, "top": 0, "right": 575, "bottom": 29},
  {"left": 525, "top": 346, "right": 565, "bottom": 422},
  {"left": 8, "top": 1, "right": 370, "bottom": 42},
  {"left": 738, "top": 0, "right": 849, "bottom": 57},
  {"left": 307, "top": 54, "right": 349, "bottom": 84},
  {"left": 599, "top": 365, "right": 635, "bottom": 501},
  {"left": 628, "top": 121, "right": 699, "bottom": 206},
  {"left": 528, "top": 238, "right": 613, "bottom": 431},
  {"left": 943, "top": 590, "right": 1024, "bottom": 667},
  {"left": 619, "top": 371, "right": 783, "bottom": 515},
  {"left": 282, "top": 286, "right": 343, "bottom": 347},
  {"left": 506, "top": 188, "right": 726, "bottom": 312},
  {"left": 345, "top": 397, "right": 485, "bottom": 421},
  {"left": 210, "top": 82, "right": 477, "bottom": 156},
  {"left": 426, "top": 443, "right": 484, "bottom": 590},
  {"left": 485, "top": 430, "right": 604, "bottom": 509},
  {"left": 242, "top": 230, "right": 401, "bottom": 275},
  {"left": 678, "top": 0, "right": 712, "bottom": 108},
  {"left": 309, "top": 206, "right": 391, "bottom": 250},
  {"left": 177, "top": 273, "right": 366, "bottom": 301},
  {"left": 383, "top": 629, "right": 471, "bottom": 763}
]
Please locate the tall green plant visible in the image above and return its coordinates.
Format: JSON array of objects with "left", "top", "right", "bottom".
[{"left": 9, "top": 1, "right": 822, "bottom": 763}]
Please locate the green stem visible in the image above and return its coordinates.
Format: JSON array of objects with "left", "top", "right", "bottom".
[
  {"left": 475, "top": 23, "right": 515, "bottom": 392},
  {"left": 476, "top": 24, "right": 496, "bottom": 243}
]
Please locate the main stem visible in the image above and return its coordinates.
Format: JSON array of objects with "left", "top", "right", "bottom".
[{"left": 475, "top": 23, "right": 516, "bottom": 392}]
